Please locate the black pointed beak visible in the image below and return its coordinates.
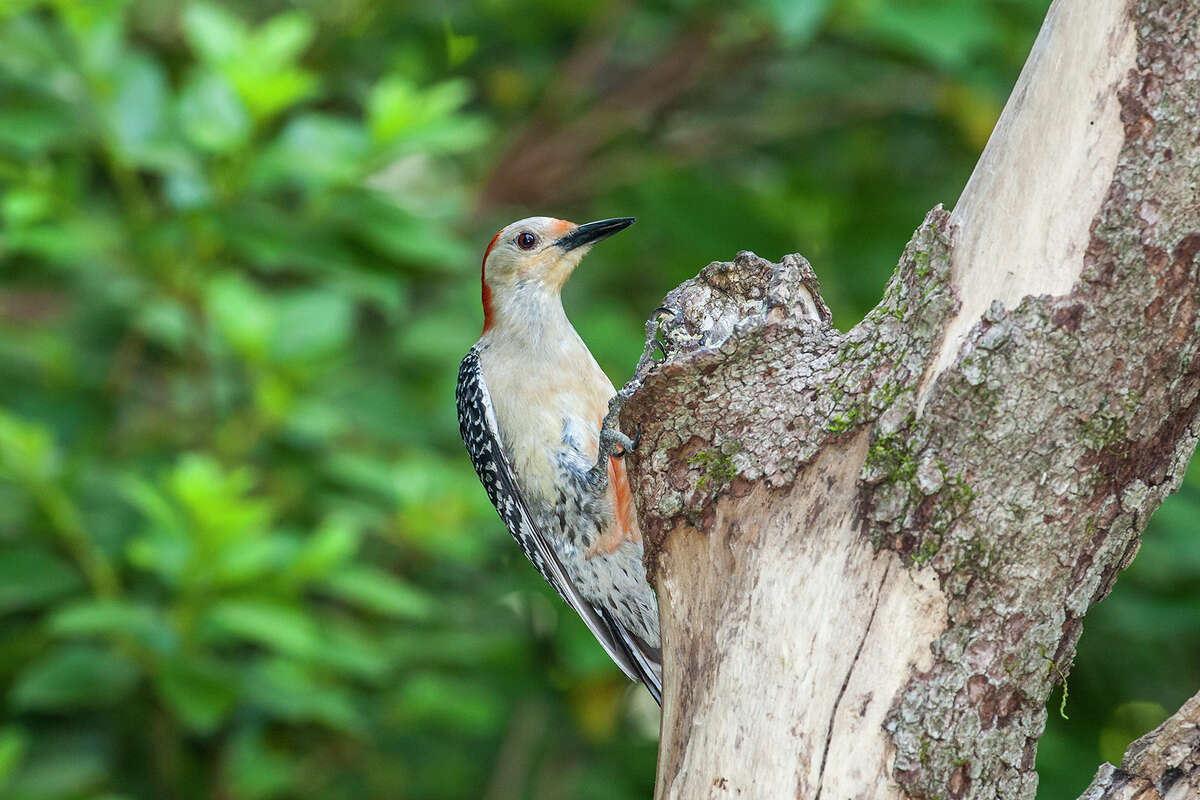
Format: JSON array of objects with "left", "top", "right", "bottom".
[{"left": 554, "top": 217, "right": 636, "bottom": 252}]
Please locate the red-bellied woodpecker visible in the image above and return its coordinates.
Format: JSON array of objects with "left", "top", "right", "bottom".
[{"left": 455, "top": 216, "right": 662, "bottom": 704}]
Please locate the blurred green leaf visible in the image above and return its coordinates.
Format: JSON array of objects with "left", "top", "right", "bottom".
[
  {"left": 212, "top": 535, "right": 295, "bottom": 587},
  {"left": 392, "top": 455, "right": 491, "bottom": 563},
  {"left": 331, "top": 190, "right": 473, "bottom": 266},
  {"left": 2, "top": 187, "right": 54, "bottom": 228},
  {"left": 0, "top": 727, "right": 27, "bottom": 789},
  {"left": 104, "top": 52, "right": 171, "bottom": 164},
  {"left": 47, "top": 599, "right": 173, "bottom": 651},
  {"left": 443, "top": 19, "right": 477, "bottom": 67},
  {"left": 3, "top": 216, "right": 119, "bottom": 267},
  {"left": 205, "top": 599, "right": 321, "bottom": 657},
  {"left": 61, "top": 1, "right": 126, "bottom": 81},
  {"left": 0, "top": 409, "right": 58, "bottom": 483},
  {"left": 206, "top": 274, "right": 275, "bottom": 361},
  {"left": 384, "top": 629, "right": 523, "bottom": 669},
  {"left": 163, "top": 163, "right": 214, "bottom": 208},
  {"left": 155, "top": 656, "right": 237, "bottom": 734},
  {"left": 756, "top": 0, "right": 834, "bottom": 44},
  {"left": 181, "top": 2, "right": 247, "bottom": 63},
  {"left": 0, "top": 102, "right": 78, "bottom": 155},
  {"left": 253, "top": 113, "right": 367, "bottom": 188},
  {"left": 284, "top": 519, "right": 361, "bottom": 582},
  {"left": 251, "top": 12, "right": 315, "bottom": 68},
  {"left": 243, "top": 658, "right": 363, "bottom": 732},
  {"left": 386, "top": 673, "right": 505, "bottom": 733},
  {"left": 11, "top": 644, "right": 140, "bottom": 710},
  {"left": 132, "top": 298, "right": 194, "bottom": 351},
  {"left": 125, "top": 454, "right": 280, "bottom": 590},
  {"left": 123, "top": 475, "right": 191, "bottom": 583},
  {"left": 0, "top": 545, "right": 82, "bottom": 615},
  {"left": 367, "top": 76, "right": 489, "bottom": 154},
  {"left": 227, "top": 726, "right": 297, "bottom": 800},
  {"left": 0, "top": 730, "right": 108, "bottom": 799},
  {"left": 270, "top": 290, "right": 354, "bottom": 364},
  {"left": 323, "top": 452, "right": 399, "bottom": 501},
  {"left": 838, "top": 0, "right": 998, "bottom": 70},
  {"left": 320, "top": 565, "right": 434, "bottom": 620},
  {"left": 0, "top": 0, "right": 39, "bottom": 20},
  {"left": 225, "top": 10, "right": 318, "bottom": 120},
  {"left": 310, "top": 619, "right": 391, "bottom": 679},
  {"left": 178, "top": 68, "right": 251, "bottom": 153},
  {"left": 234, "top": 67, "right": 318, "bottom": 122}
]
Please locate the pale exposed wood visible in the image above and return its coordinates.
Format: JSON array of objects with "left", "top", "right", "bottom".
[
  {"left": 930, "top": 0, "right": 1137, "bottom": 386},
  {"left": 655, "top": 435, "right": 947, "bottom": 799}
]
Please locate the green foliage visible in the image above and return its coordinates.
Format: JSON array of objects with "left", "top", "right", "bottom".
[{"left": 0, "top": 1, "right": 1194, "bottom": 798}]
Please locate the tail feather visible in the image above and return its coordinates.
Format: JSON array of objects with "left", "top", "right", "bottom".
[{"left": 599, "top": 607, "right": 663, "bottom": 706}]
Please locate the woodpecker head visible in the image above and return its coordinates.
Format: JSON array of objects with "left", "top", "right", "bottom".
[{"left": 479, "top": 216, "right": 635, "bottom": 334}]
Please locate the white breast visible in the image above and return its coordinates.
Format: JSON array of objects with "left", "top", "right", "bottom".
[{"left": 477, "top": 324, "right": 614, "bottom": 501}]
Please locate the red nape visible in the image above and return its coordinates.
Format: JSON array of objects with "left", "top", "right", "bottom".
[{"left": 480, "top": 229, "right": 503, "bottom": 334}]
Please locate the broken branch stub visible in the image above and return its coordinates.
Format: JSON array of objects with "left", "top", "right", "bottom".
[{"left": 618, "top": 210, "right": 959, "bottom": 577}]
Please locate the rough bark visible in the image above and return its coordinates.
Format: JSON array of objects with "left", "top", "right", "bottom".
[{"left": 609, "top": 0, "right": 1200, "bottom": 797}]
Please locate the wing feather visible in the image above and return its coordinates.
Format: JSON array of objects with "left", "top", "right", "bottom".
[{"left": 457, "top": 348, "right": 662, "bottom": 703}]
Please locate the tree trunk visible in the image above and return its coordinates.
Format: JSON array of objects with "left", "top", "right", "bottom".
[{"left": 611, "top": 0, "right": 1200, "bottom": 797}]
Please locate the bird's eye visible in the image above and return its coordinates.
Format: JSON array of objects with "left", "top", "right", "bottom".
[{"left": 516, "top": 232, "right": 537, "bottom": 250}]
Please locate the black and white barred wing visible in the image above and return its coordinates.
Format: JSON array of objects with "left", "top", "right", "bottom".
[{"left": 456, "top": 347, "right": 660, "bottom": 702}]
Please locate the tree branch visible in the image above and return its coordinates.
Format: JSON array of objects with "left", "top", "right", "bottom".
[{"left": 611, "top": 0, "right": 1200, "bottom": 797}]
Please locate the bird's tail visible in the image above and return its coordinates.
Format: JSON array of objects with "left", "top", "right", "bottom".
[{"left": 599, "top": 607, "right": 663, "bottom": 706}]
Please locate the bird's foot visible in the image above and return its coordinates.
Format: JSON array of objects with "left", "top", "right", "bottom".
[
  {"left": 586, "top": 409, "right": 640, "bottom": 490},
  {"left": 604, "top": 423, "right": 641, "bottom": 458}
]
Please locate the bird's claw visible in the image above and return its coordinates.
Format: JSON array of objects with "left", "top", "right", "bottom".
[
  {"left": 601, "top": 424, "right": 639, "bottom": 459},
  {"left": 587, "top": 423, "right": 641, "bottom": 489},
  {"left": 649, "top": 306, "right": 680, "bottom": 363},
  {"left": 608, "top": 422, "right": 642, "bottom": 458},
  {"left": 653, "top": 305, "right": 678, "bottom": 320}
]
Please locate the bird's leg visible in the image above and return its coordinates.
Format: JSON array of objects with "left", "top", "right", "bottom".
[
  {"left": 606, "top": 422, "right": 642, "bottom": 458},
  {"left": 587, "top": 400, "right": 639, "bottom": 490}
]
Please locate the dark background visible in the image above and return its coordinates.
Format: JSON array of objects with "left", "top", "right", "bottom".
[{"left": 1, "top": 1, "right": 1197, "bottom": 798}]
